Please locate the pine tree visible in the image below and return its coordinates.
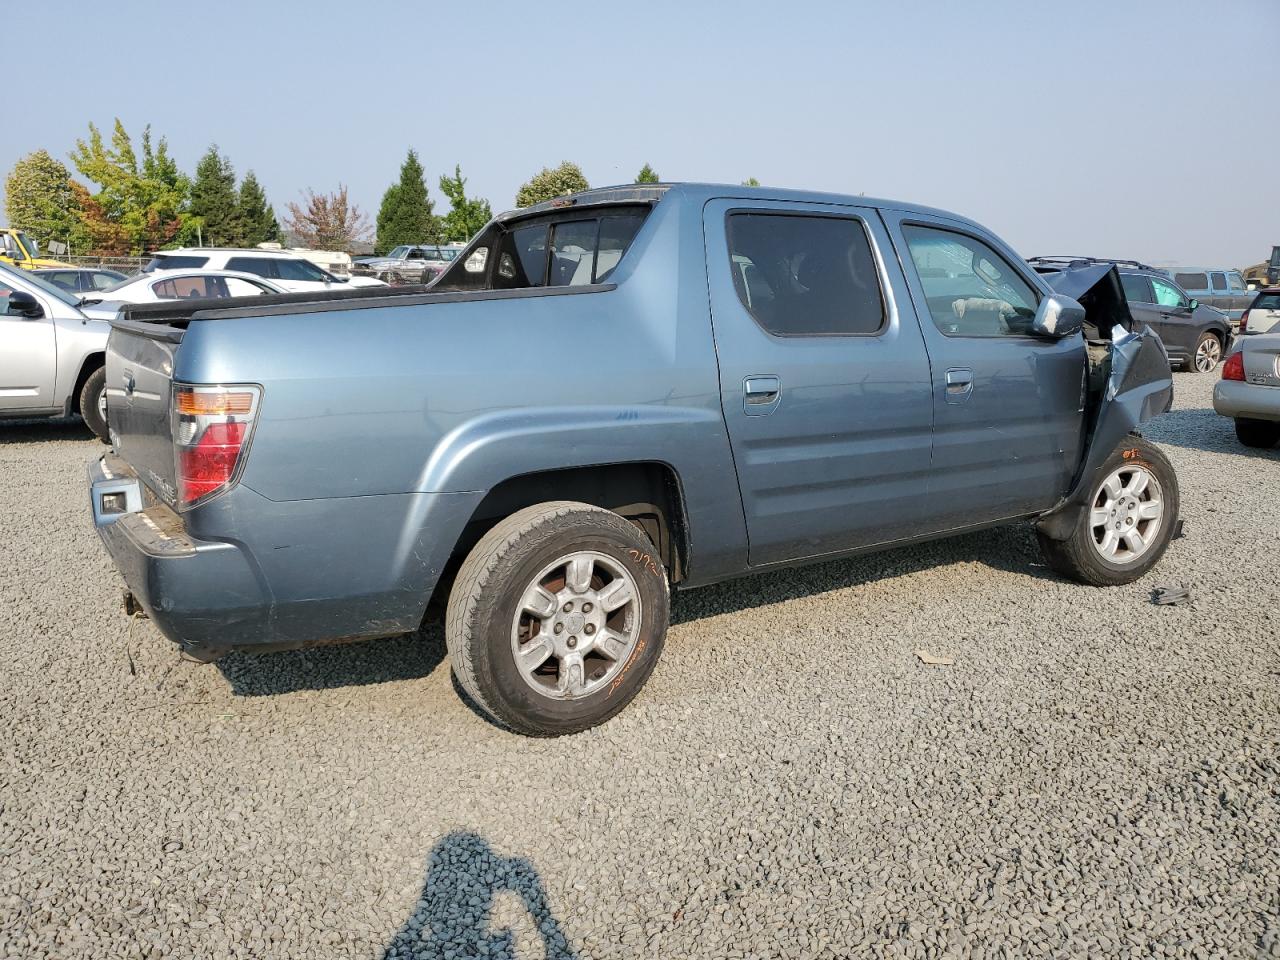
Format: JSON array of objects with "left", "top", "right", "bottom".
[
  {"left": 438, "top": 164, "right": 493, "bottom": 243},
  {"left": 635, "top": 163, "right": 660, "bottom": 184},
  {"left": 189, "top": 145, "right": 241, "bottom": 246},
  {"left": 237, "top": 171, "right": 279, "bottom": 245},
  {"left": 375, "top": 149, "right": 439, "bottom": 253}
]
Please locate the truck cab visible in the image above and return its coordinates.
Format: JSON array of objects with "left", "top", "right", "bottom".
[{"left": 0, "top": 228, "right": 74, "bottom": 270}]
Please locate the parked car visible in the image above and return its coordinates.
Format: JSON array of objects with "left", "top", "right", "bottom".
[
  {"left": 1213, "top": 334, "right": 1280, "bottom": 447},
  {"left": 1164, "top": 267, "right": 1252, "bottom": 321},
  {"left": 1239, "top": 287, "right": 1280, "bottom": 335},
  {"left": 79, "top": 270, "right": 286, "bottom": 319},
  {"left": 0, "top": 263, "right": 110, "bottom": 438},
  {"left": 89, "top": 183, "right": 1179, "bottom": 736},
  {"left": 1029, "top": 258, "right": 1232, "bottom": 372},
  {"left": 32, "top": 267, "right": 129, "bottom": 294},
  {"left": 351, "top": 245, "right": 458, "bottom": 284},
  {"left": 140, "top": 248, "right": 386, "bottom": 293}
]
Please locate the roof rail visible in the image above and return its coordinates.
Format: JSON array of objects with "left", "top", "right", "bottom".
[{"left": 1028, "top": 255, "right": 1158, "bottom": 271}]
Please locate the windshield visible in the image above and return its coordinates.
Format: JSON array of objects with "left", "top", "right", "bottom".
[
  {"left": 387, "top": 246, "right": 411, "bottom": 259},
  {"left": 0, "top": 261, "right": 82, "bottom": 308},
  {"left": 17, "top": 231, "right": 40, "bottom": 259}
]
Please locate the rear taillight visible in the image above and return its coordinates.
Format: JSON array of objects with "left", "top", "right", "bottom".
[
  {"left": 173, "top": 384, "right": 261, "bottom": 507},
  {"left": 1239, "top": 310, "right": 1249, "bottom": 333},
  {"left": 1221, "top": 352, "right": 1245, "bottom": 382}
]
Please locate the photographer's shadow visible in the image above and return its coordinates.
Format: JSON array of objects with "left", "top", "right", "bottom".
[{"left": 382, "top": 832, "right": 578, "bottom": 960}]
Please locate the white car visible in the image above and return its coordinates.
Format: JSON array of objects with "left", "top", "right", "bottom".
[
  {"left": 78, "top": 270, "right": 289, "bottom": 321},
  {"left": 140, "top": 248, "right": 386, "bottom": 293}
]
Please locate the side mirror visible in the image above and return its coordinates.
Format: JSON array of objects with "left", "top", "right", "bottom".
[
  {"left": 1030, "top": 293, "right": 1085, "bottom": 339},
  {"left": 1188, "top": 299, "right": 1199, "bottom": 311},
  {"left": 7, "top": 290, "right": 43, "bottom": 319},
  {"left": 1247, "top": 283, "right": 1257, "bottom": 291}
]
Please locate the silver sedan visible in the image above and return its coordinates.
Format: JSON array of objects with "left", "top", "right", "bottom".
[{"left": 1214, "top": 333, "right": 1280, "bottom": 447}]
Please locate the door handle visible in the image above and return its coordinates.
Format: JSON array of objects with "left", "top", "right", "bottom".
[
  {"left": 944, "top": 367, "right": 973, "bottom": 404},
  {"left": 743, "top": 375, "right": 781, "bottom": 415}
]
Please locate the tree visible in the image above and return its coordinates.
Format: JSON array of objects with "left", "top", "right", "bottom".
[
  {"left": 438, "top": 164, "right": 493, "bottom": 242},
  {"left": 237, "top": 171, "right": 279, "bottom": 245},
  {"left": 283, "top": 185, "right": 370, "bottom": 250},
  {"left": 375, "top": 149, "right": 439, "bottom": 253},
  {"left": 741, "top": 177, "right": 761, "bottom": 187},
  {"left": 515, "top": 162, "right": 589, "bottom": 208},
  {"left": 69, "top": 119, "right": 191, "bottom": 253},
  {"left": 4, "top": 150, "right": 80, "bottom": 248},
  {"left": 635, "top": 163, "right": 660, "bottom": 184},
  {"left": 189, "top": 145, "right": 241, "bottom": 246},
  {"left": 67, "top": 181, "right": 129, "bottom": 255}
]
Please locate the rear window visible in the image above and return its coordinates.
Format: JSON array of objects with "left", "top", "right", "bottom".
[
  {"left": 144, "top": 254, "right": 210, "bottom": 272},
  {"left": 435, "top": 205, "right": 648, "bottom": 292},
  {"left": 1252, "top": 292, "right": 1280, "bottom": 311},
  {"left": 1173, "top": 272, "right": 1208, "bottom": 291}
]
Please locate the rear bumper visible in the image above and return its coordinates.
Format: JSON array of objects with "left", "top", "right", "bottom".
[
  {"left": 88, "top": 454, "right": 482, "bottom": 661},
  {"left": 1214, "top": 380, "right": 1280, "bottom": 421}
]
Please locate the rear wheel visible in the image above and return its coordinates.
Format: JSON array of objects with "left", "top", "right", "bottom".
[
  {"left": 79, "top": 366, "right": 108, "bottom": 441},
  {"left": 1192, "top": 331, "right": 1223, "bottom": 373},
  {"left": 1037, "top": 437, "right": 1179, "bottom": 586},
  {"left": 446, "top": 501, "right": 669, "bottom": 736},
  {"left": 1235, "top": 417, "right": 1280, "bottom": 448}
]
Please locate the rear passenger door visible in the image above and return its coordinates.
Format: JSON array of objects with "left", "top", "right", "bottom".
[
  {"left": 885, "top": 213, "right": 1087, "bottom": 527},
  {"left": 703, "top": 199, "right": 936, "bottom": 566}
]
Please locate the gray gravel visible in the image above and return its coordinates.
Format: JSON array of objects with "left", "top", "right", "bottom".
[{"left": 2, "top": 371, "right": 1277, "bottom": 959}]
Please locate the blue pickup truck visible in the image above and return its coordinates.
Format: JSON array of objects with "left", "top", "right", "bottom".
[{"left": 89, "top": 184, "right": 1178, "bottom": 735}]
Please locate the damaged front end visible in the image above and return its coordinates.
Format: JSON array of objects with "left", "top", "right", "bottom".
[{"left": 1034, "top": 263, "right": 1174, "bottom": 541}]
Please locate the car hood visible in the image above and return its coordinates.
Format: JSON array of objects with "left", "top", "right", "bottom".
[{"left": 1039, "top": 263, "right": 1135, "bottom": 339}]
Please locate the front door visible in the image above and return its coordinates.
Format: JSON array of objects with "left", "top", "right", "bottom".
[
  {"left": 0, "top": 281, "right": 58, "bottom": 412},
  {"left": 1149, "top": 275, "right": 1198, "bottom": 358},
  {"left": 884, "top": 212, "right": 1088, "bottom": 528},
  {"left": 704, "top": 198, "right": 936, "bottom": 566}
]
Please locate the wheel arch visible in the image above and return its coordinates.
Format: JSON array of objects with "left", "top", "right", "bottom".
[{"left": 70, "top": 351, "right": 105, "bottom": 414}]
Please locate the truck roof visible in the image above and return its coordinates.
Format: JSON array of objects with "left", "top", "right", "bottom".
[{"left": 503, "top": 182, "right": 982, "bottom": 231}]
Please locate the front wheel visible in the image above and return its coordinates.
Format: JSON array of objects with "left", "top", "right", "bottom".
[
  {"left": 446, "top": 501, "right": 669, "bottom": 736},
  {"left": 1192, "top": 331, "right": 1223, "bottom": 373},
  {"left": 79, "top": 366, "right": 109, "bottom": 442},
  {"left": 1037, "top": 437, "right": 1179, "bottom": 586},
  {"left": 1235, "top": 417, "right": 1280, "bottom": 448}
]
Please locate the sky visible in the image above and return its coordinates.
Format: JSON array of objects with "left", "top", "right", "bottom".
[{"left": 6, "top": 0, "right": 1277, "bottom": 267}]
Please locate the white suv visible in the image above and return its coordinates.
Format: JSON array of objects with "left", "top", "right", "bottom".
[{"left": 141, "top": 248, "right": 386, "bottom": 293}]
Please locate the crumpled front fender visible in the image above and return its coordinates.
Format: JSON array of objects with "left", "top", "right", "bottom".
[{"left": 1036, "top": 326, "right": 1173, "bottom": 541}]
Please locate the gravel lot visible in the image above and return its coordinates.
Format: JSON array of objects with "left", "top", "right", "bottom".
[{"left": 2, "top": 371, "right": 1277, "bottom": 959}]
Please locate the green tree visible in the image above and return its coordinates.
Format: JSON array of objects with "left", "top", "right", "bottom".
[
  {"left": 741, "top": 177, "right": 761, "bottom": 187},
  {"left": 635, "top": 163, "right": 660, "bottom": 184},
  {"left": 237, "top": 171, "right": 279, "bottom": 245},
  {"left": 438, "top": 164, "right": 493, "bottom": 242},
  {"left": 4, "top": 150, "right": 81, "bottom": 248},
  {"left": 189, "top": 145, "right": 241, "bottom": 246},
  {"left": 375, "top": 149, "right": 439, "bottom": 253},
  {"left": 284, "top": 185, "right": 370, "bottom": 250},
  {"left": 69, "top": 119, "right": 191, "bottom": 253},
  {"left": 515, "top": 162, "right": 589, "bottom": 207}
]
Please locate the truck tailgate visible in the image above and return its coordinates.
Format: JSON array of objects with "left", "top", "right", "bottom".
[{"left": 106, "top": 322, "right": 182, "bottom": 505}]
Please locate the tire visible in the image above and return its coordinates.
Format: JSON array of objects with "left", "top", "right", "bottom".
[
  {"left": 1235, "top": 417, "right": 1280, "bottom": 448},
  {"left": 79, "top": 366, "right": 109, "bottom": 442},
  {"left": 1036, "top": 437, "right": 1179, "bottom": 586},
  {"left": 446, "top": 501, "right": 669, "bottom": 736},
  {"left": 1192, "top": 331, "right": 1223, "bottom": 373}
]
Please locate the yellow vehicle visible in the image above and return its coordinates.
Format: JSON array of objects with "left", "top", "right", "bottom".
[{"left": 0, "top": 228, "right": 73, "bottom": 269}]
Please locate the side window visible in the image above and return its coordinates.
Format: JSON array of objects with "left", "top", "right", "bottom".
[
  {"left": 1173, "top": 272, "right": 1207, "bottom": 292},
  {"left": 225, "top": 257, "right": 277, "bottom": 279},
  {"left": 902, "top": 224, "right": 1039, "bottom": 337},
  {"left": 43, "top": 271, "right": 79, "bottom": 292},
  {"left": 494, "top": 223, "right": 549, "bottom": 288},
  {"left": 1150, "top": 278, "right": 1187, "bottom": 308},
  {"left": 1120, "top": 274, "right": 1154, "bottom": 303},
  {"left": 726, "top": 213, "right": 885, "bottom": 336},
  {"left": 274, "top": 258, "right": 328, "bottom": 282},
  {"left": 153, "top": 276, "right": 229, "bottom": 299},
  {"left": 224, "top": 277, "right": 273, "bottom": 297},
  {"left": 90, "top": 272, "right": 119, "bottom": 290},
  {"left": 406, "top": 249, "right": 425, "bottom": 260},
  {"left": 1228, "top": 272, "right": 1246, "bottom": 292},
  {"left": 1210, "top": 272, "right": 1227, "bottom": 291}
]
